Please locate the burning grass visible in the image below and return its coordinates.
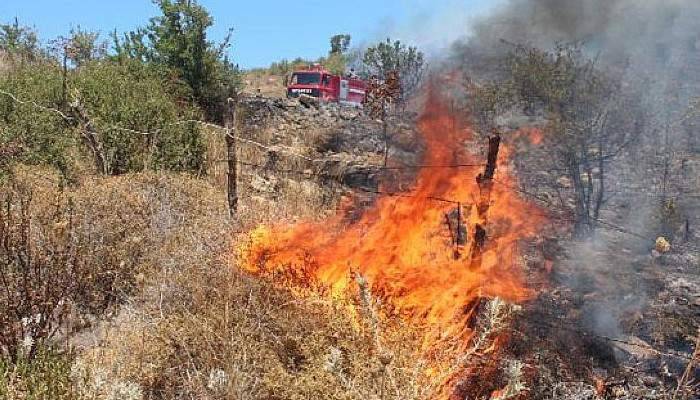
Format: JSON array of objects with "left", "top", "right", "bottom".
[{"left": 237, "top": 87, "right": 548, "bottom": 398}]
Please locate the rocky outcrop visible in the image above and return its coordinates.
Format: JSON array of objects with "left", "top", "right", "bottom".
[{"left": 237, "top": 95, "right": 419, "bottom": 195}]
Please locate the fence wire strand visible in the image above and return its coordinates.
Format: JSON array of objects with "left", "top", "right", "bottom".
[
  {"left": 2, "top": 87, "right": 698, "bottom": 248},
  {"left": 4, "top": 88, "right": 699, "bottom": 363}
]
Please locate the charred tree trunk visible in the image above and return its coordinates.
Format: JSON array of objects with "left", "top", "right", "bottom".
[
  {"left": 469, "top": 224, "right": 487, "bottom": 269},
  {"left": 581, "top": 144, "right": 594, "bottom": 230},
  {"left": 470, "top": 134, "right": 501, "bottom": 268},
  {"left": 382, "top": 104, "right": 389, "bottom": 167},
  {"left": 568, "top": 152, "right": 589, "bottom": 237},
  {"left": 594, "top": 135, "right": 606, "bottom": 220},
  {"left": 446, "top": 204, "right": 467, "bottom": 259},
  {"left": 225, "top": 97, "right": 239, "bottom": 217},
  {"left": 483, "top": 134, "right": 501, "bottom": 181},
  {"left": 476, "top": 133, "right": 501, "bottom": 218}
]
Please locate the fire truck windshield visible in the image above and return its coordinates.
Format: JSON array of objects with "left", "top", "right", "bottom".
[{"left": 290, "top": 72, "right": 321, "bottom": 85}]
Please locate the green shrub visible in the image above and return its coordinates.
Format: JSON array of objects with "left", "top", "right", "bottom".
[
  {"left": 0, "top": 63, "right": 73, "bottom": 177},
  {"left": 72, "top": 61, "right": 206, "bottom": 175},
  {"left": 0, "top": 60, "right": 206, "bottom": 177},
  {"left": 0, "top": 346, "right": 73, "bottom": 400}
]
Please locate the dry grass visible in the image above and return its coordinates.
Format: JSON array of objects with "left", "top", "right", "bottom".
[
  {"left": 2, "top": 101, "right": 532, "bottom": 399},
  {"left": 1, "top": 163, "right": 428, "bottom": 399},
  {"left": 63, "top": 174, "right": 427, "bottom": 399},
  {"left": 0, "top": 51, "right": 9, "bottom": 77},
  {"left": 76, "top": 258, "right": 428, "bottom": 399},
  {"left": 242, "top": 72, "right": 286, "bottom": 98}
]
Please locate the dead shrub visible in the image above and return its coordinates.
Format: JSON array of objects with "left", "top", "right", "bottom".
[
  {"left": 1, "top": 167, "right": 230, "bottom": 363},
  {"left": 0, "top": 180, "right": 85, "bottom": 362}
]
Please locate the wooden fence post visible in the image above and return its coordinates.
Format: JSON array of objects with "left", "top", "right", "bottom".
[
  {"left": 225, "top": 96, "right": 238, "bottom": 217},
  {"left": 483, "top": 133, "right": 501, "bottom": 181},
  {"left": 470, "top": 133, "right": 502, "bottom": 268}
]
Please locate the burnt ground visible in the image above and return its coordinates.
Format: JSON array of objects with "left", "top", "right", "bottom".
[{"left": 502, "top": 127, "right": 700, "bottom": 399}]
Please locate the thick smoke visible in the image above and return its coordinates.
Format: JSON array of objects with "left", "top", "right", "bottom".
[
  {"left": 452, "top": 0, "right": 700, "bottom": 347},
  {"left": 455, "top": 0, "right": 700, "bottom": 238},
  {"left": 453, "top": 0, "right": 700, "bottom": 228},
  {"left": 463, "top": 0, "right": 700, "bottom": 49},
  {"left": 458, "top": 0, "right": 700, "bottom": 81}
]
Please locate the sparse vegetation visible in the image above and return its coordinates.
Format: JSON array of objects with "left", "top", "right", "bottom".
[
  {"left": 0, "top": 346, "right": 73, "bottom": 399},
  {"left": 470, "top": 43, "right": 640, "bottom": 236},
  {"left": 250, "top": 33, "right": 353, "bottom": 83}
]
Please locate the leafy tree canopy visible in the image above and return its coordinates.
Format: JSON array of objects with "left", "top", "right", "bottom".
[
  {"left": 362, "top": 38, "right": 425, "bottom": 102},
  {"left": 330, "top": 34, "right": 351, "bottom": 55},
  {"left": 112, "top": 0, "right": 240, "bottom": 121},
  {"left": 0, "top": 18, "right": 41, "bottom": 62}
]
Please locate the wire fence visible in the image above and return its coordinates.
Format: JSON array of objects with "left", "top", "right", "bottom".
[
  {"left": 4, "top": 88, "right": 699, "bottom": 362},
  {"left": 5, "top": 87, "right": 698, "bottom": 246},
  {"left": 0, "top": 89, "right": 488, "bottom": 170}
]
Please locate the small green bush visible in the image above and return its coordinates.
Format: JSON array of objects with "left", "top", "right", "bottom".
[
  {"left": 0, "top": 346, "right": 73, "bottom": 400},
  {"left": 0, "top": 60, "right": 206, "bottom": 177},
  {"left": 0, "top": 63, "right": 73, "bottom": 176},
  {"left": 73, "top": 61, "right": 206, "bottom": 175}
]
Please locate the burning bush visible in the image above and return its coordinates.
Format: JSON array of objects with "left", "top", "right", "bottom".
[{"left": 237, "top": 87, "right": 546, "bottom": 398}]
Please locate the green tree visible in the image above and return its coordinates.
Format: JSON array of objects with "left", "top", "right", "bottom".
[
  {"left": 112, "top": 0, "right": 240, "bottom": 121},
  {"left": 0, "top": 18, "right": 41, "bottom": 62},
  {"left": 363, "top": 38, "right": 425, "bottom": 103},
  {"left": 481, "top": 43, "right": 639, "bottom": 236},
  {"left": 65, "top": 26, "right": 107, "bottom": 67},
  {"left": 323, "top": 53, "right": 347, "bottom": 75},
  {"left": 322, "top": 34, "right": 352, "bottom": 75},
  {"left": 330, "top": 34, "right": 351, "bottom": 55}
]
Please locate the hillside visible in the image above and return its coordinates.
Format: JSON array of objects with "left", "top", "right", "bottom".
[
  {"left": 243, "top": 71, "right": 287, "bottom": 98},
  {"left": 1, "top": 2, "right": 699, "bottom": 400}
]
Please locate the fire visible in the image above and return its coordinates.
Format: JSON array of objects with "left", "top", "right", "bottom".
[
  {"left": 238, "top": 86, "right": 545, "bottom": 397},
  {"left": 514, "top": 126, "right": 544, "bottom": 145}
]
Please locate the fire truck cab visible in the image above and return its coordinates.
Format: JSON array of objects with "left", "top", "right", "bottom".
[{"left": 286, "top": 64, "right": 366, "bottom": 106}]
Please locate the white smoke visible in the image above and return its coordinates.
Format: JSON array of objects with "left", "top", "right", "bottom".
[{"left": 366, "top": 0, "right": 508, "bottom": 57}]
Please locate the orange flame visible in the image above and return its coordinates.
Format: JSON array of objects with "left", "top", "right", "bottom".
[
  {"left": 513, "top": 126, "right": 544, "bottom": 145},
  {"left": 239, "top": 86, "right": 545, "bottom": 397}
]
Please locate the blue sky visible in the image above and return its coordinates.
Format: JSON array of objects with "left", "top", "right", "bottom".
[{"left": 0, "top": 0, "right": 501, "bottom": 69}]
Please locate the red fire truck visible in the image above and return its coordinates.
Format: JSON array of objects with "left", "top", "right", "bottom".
[{"left": 286, "top": 64, "right": 367, "bottom": 106}]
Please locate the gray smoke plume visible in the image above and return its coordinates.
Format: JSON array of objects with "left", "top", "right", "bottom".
[
  {"left": 456, "top": 0, "right": 700, "bottom": 82},
  {"left": 452, "top": 0, "right": 700, "bottom": 240},
  {"left": 450, "top": 0, "right": 700, "bottom": 350}
]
